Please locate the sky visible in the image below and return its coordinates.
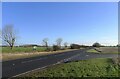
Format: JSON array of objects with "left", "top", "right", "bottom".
[{"left": 2, "top": 2, "right": 118, "bottom": 46}]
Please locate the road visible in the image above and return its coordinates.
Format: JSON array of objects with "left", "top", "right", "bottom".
[{"left": 2, "top": 48, "right": 119, "bottom": 78}]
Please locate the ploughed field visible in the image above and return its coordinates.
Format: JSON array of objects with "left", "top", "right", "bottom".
[{"left": 96, "top": 47, "right": 118, "bottom": 54}]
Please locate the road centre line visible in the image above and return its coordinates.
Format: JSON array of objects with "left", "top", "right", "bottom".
[
  {"left": 21, "top": 53, "right": 69, "bottom": 64},
  {"left": 21, "top": 57, "right": 47, "bottom": 64},
  {"left": 10, "top": 53, "right": 81, "bottom": 78}
]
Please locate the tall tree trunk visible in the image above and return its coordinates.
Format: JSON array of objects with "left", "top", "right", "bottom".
[{"left": 10, "top": 45, "right": 13, "bottom": 50}]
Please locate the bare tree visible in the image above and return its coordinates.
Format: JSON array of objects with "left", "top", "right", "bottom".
[
  {"left": 2, "top": 25, "right": 16, "bottom": 49},
  {"left": 56, "top": 38, "right": 63, "bottom": 47},
  {"left": 42, "top": 38, "right": 49, "bottom": 47},
  {"left": 64, "top": 42, "right": 68, "bottom": 48}
]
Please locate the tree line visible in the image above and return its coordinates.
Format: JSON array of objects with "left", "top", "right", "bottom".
[
  {"left": 2, "top": 25, "right": 118, "bottom": 50},
  {"left": 2, "top": 25, "right": 69, "bottom": 50}
]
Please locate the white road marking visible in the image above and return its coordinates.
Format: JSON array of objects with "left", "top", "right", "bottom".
[
  {"left": 58, "top": 54, "right": 62, "bottom": 56},
  {"left": 9, "top": 66, "right": 48, "bottom": 79},
  {"left": 55, "top": 54, "right": 64, "bottom": 56},
  {"left": 10, "top": 53, "right": 81, "bottom": 78},
  {"left": 86, "top": 55, "right": 89, "bottom": 56},
  {"left": 13, "top": 64, "right": 15, "bottom": 66},
  {"left": 54, "top": 55, "right": 57, "bottom": 56},
  {"left": 21, "top": 57, "right": 46, "bottom": 64},
  {"left": 58, "top": 54, "right": 64, "bottom": 56},
  {"left": 10, "top": 53, "right": 120, "bottom": 79},
  {"left": 21, "top": 53, "right": 66, "bottom": 64},
  {"left": 58, "top": 54, "right": 80, "bottom": 63},
  {"left": 10, "top": 62, "right": 61, "bottom": 78}
]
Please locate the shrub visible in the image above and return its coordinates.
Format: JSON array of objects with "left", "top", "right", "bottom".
[
  {"left": 53, "top": 45, "right": 60, "bottom": 51},
  {"left": 60, "top": 47, "right": 65, "bottom": 50},
  {"left": 45, "top": 47, "right": 52, "bottom": 52},
  {"left": 112, "top": 57, "right": 120, "bottom": 66},
  {"left": 70, "top": 44, "right": 81, "bottom": 49},
  {"left": 92, "top": 42, "right": 101, "bottom": 47}
]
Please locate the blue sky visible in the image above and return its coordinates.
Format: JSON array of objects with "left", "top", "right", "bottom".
[{"left": 2, "top": 2, "right": 118, "bottom": 46}]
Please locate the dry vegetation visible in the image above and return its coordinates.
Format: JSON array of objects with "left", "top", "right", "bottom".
[
  {"left": 2, "top": 49, "right": 78, "bottom": 61},
  {"left": 112, "top": 57, "right": 120, "bottom": 66},
  {"left": 94, "top": 47, "right": 119, "bottom": 54}
]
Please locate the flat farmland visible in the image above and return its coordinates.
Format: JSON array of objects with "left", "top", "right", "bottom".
[
  {"left": 96, "top": 47, "right": 119, "bottom": 54},
  {"left": 2, "top": 47, "right": 47, "bottom": 53},
  {"left": 1, "top": 47, "right": 78, "bottom": 61}
]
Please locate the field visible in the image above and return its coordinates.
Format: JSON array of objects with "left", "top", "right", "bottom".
[
  {"left": 87, "top": 47, "right": 119, "bottom": 54},
  {"left": 2, "top": 47, "right": 47, "bottom": 53},
  {"left": 1, "top": 47, "right": 78, "bottom": 61},
  {"left": 87, "top": 49, "right": 99, "bottom": 53},
  {"left": 22, "top": 58, "right": 120, "bottom": 77},
  {"left": 98, "top": 47, "right": 118, "bottom": 54}
]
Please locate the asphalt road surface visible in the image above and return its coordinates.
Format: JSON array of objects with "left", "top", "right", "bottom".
[{"left": 2, "top": 48, "right": 120, "bottom": 78}]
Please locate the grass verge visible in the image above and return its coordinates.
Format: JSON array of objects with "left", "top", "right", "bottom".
[
  {"left": 2, "top": 47, "right": 47, "bottom": 53},
  {"left": 87, "top": 49, "right": 99, "bottom": 53},
  {"left": 2, "top": 49, "right": 78, "bottom": 61},
  {"left": 22, "top": 58, "right": 120, "bottom": 77}
]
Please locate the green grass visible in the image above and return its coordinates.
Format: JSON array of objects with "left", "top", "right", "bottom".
[
  {"left": 2, "top": 47, "right": 78, "bottom": 61},
  {"left": 2, "top": 47, "right": 47, "bottom": 53},
  {"left": 87, "top": 49, "right": 99, "bottom": 53},
  {"left": 23, "top": 58, "right": 120, "bottom": 77}
]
